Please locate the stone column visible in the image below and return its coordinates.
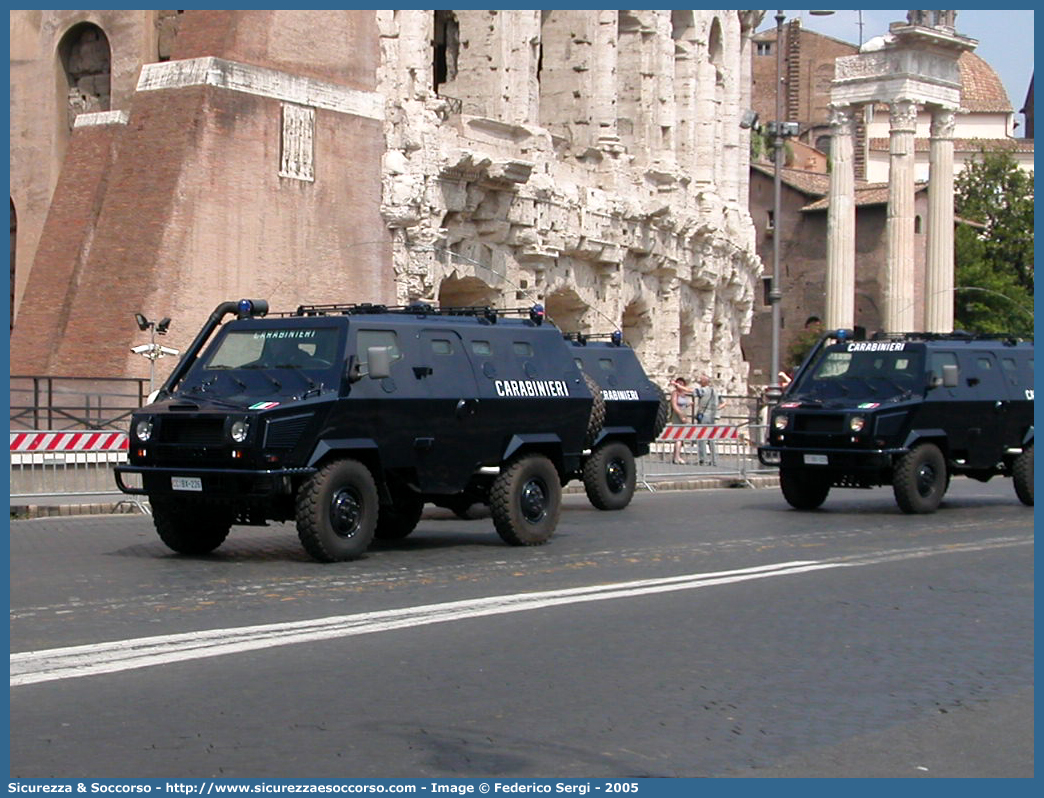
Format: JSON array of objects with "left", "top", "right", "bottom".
[
  {"left": 884, "top": 100, "right": 918, "bottom": 332},
  {"left": 825, "top": 104, "right": 857, "bottom": 330},
  {"left": 592, "top": 10, "right": 621, "bottom": 151},
  {"left": 924, "top": 106, "right": 957, "bottom": 332}
]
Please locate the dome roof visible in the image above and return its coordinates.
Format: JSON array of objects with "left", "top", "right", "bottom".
[{"left": 959, "top": 51, "right": 1012, "bottom": 113}]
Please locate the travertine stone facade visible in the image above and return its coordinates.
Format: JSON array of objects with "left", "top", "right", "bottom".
[
  {"left": 376, "top": 10, "right": 763, "bottom": 390},
  {"left": 11, "top": 10, "right": 763, "bottom": 394}
]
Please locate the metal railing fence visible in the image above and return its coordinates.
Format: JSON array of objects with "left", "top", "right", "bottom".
[{"left": 10, "top": 375, "right": 150, "bottom": 432}]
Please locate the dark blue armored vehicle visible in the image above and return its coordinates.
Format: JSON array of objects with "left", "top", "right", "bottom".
[
  {"left": 758, "top": 329, "right": 1034, "bottom": 513},
  {"left": 566, "top": 333, "right": 668, "bottom": 510},
  {"left": 116, "top": 300, "right": 597, "bottom": 562}
]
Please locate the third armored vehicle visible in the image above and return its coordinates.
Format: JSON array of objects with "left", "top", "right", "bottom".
[{"left": 758, "top": 329, "right": 1034, "bottom": 513}]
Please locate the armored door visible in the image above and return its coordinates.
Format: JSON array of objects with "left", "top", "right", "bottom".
[{"left": 412, "top": 329, "right": 484, "bottom": 492}]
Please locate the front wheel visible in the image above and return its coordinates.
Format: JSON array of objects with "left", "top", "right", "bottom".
[
  {"left": 151, "top": 500, "right": 232, "bottom": 555},
  {"left": 296, "top": 459, "right": 378, "bottom": 562},
  {"left": 893, "top": 443, "right": 946, "bottom": 514},
  {"left": 779, "top": 468, "right": 830, "bottom": 510},
  {"left": 583, "top": 441, "right": 637, "bottom": 511},
  {"left": 1013, "top": 444, "right": 1034, "bottom": 506},
  {"left": 489, "top": 454, "right": 562, "bottom": 546}
]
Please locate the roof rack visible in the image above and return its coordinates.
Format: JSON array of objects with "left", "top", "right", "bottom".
[
  {"left": 562, "top": 331, "right": 625, "bottom": 346},
  {"left": 869, "top": 331, "right": 1032, "bottom": 345},
  {"left": 286, "top": 303, "right": 549, "bottom": 325}
]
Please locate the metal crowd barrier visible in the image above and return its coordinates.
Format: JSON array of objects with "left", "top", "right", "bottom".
[
  {"left": 9, "top": 430, "right": 147, "bottom": 512},
  {"left": 637, "top": 421, "right": 775, "bottom": 489}
]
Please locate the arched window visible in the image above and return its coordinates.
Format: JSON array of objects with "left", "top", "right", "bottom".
[
  {"left": 58, "top": 22, "right": 111, "bottom": 130},
  {"left": 433, "top": 10, "right": 459, "bottom": 94}
]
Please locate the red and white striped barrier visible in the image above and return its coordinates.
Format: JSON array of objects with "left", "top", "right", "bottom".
[
  {"left": 657, "top": 424, "right": 739, "bottom": 441},
  {"left": 10, "top": 431, "right": 128, "bottom": 453}
]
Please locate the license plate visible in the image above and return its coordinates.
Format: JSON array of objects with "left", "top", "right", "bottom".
[
  {"left": 172, "top": 476, "right": 203, "bottom": 492},
  {"left": 804, "top": 454, "right": 828, "bottom": 465}
]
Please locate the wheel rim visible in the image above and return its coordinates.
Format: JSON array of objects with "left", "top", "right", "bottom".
[
  {"left": 606, "top": 457, "right": 628, "bottom": 494},
  {"left": 520, "top": 477, "right": 548, "bottom": 524},
  {"left": 330, "top": 486, "right": 363, "bottom": 537},
  {"left": 916, "top": 461, "right": 938, "bottom": 497}
]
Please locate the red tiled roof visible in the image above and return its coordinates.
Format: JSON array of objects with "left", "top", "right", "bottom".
[
  {"left": 800, "top": 183, "right": 928, "bottom": 212},
  {"left": 867, "top": 137, "right": 1035, "bottom": 153},
  {"left": 959, "top": 51, "right": 1013, "bottom": 113}
]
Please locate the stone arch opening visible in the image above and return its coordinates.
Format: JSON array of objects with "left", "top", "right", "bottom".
[
  {"left": 433, "top": 10, "right": 459, "bottom": 94},
  {"left": 544, "top": 287, "right": 591, "bottom": 334},
  {"left": 438, "top": 273, "right": 498, "bottom": 309},
  {"left": 621, "top": 299, "right": 653, "bottom": 365},
  {"left": 58, "top": 22, "right": 111, "bottom": 130}
]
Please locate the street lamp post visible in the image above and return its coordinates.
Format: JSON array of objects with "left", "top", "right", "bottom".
[{"left": 766, "top": 10, "right": 833, "bottom": 402}]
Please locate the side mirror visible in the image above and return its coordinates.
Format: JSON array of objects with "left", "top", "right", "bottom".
[
  {"left": 941, "top": 363, "right": 959, "bottom": 388},
  {"left": 367, "top": 346, "right": 393, "bottom": 380}
]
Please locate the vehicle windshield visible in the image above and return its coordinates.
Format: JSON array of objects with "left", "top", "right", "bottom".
[
  {"left": 177, "top": 323, "right": 345, "bottom": 401},
  {"left": 788, "top": 342, "right": 925, "bottom": 403},
  {"left": 204, "top": 328, "right": 341, "bottom": 370}
]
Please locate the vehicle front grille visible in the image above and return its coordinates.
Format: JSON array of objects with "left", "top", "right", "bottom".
[
  {"left": 795, "top": 414, "right": 844, "bottom": 433},
  {"left": 159, "top": 418, "right": 225, "bottom": 445},
  {"left": 264, "top": 415, "right": 311, "bottom": 449}
]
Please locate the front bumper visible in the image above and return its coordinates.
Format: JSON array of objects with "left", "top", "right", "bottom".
[
  {"left": 115, "top": 464, "right": 316, "bottom": 498},
  {"left": 758, "top": 445, "right": 905, "bottom": 473}
]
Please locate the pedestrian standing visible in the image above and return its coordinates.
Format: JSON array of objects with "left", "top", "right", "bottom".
[
  {"left": 696, "top": 374, "right": 724, "bottom": 466},
  {"left": 669, "top": 377, "right": 694, "bottom": 464}
]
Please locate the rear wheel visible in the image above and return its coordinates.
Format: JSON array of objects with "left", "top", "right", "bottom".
[
  {"left": 296, "top": 459, "right": 378, "bottom": 562},
  {"left": 152, "top": 500, "right": 232, "bottom": 555},
  {"left": 779, "top": 468, "right": 830, "bottom": 510},
  {"left": 375, "top": 486, "right": 425, "bottom": 541},
  {"left": 583, "top": 441, "right": 637, "bottom": 510},
  {"left": 893, "top": 443, "right": 946, "bottom": 514},
  {"left": 1013, "top": 444, "right": 1034, "bottom": 506},
  {"left": 489, "top": 454, "right": 562, "bottom": 546}
]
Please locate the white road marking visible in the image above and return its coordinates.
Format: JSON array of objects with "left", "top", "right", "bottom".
[{"left": 10, "top": 537, "right": 1028, "bottom": 687}]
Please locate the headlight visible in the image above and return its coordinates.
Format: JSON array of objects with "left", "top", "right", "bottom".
[
  {"left": 849, "top": 415, "right": 866, "bottom": 432},
  {"left": 134, "top": 418, "right": 154, "bottom": 442},
  {"left": 773, "top": 414, "right": 790, "bottom": 431},
  {"left": 230, "top": 420, "right": 250, "bottom": 443}
]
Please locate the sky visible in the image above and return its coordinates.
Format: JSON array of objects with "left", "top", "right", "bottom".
[{"left": 760, "top": 10, "right": 1035, "bottom": 130}]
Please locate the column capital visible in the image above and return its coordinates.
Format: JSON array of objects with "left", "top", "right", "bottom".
[
  {"left": 828, "top": 103, "right": 858, "bottom": 134},
  {"left": 929, "top": 106, "right": 958, "bottom": 139},
  {"left": 888, "top": 100, "right": 919, "bottom": 132}
]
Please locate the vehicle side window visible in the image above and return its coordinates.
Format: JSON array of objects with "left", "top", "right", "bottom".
[
  {"left": 431, "top": 338, "right": 453, "bottom": 355},
  {"left": 472, "top": 340, "right": 492, "bottom": 357},
  {"left": 928, "top": 351, "right": 957, "bottom": 382},
  {"left": 599, "top": 358, "right": 615, "bottom": 373},
  {"left": 357, "top": 329, "right": 402, "bottom": 367},
  {"left": 1002, "top": 358, "right": 1019, "bottom": 385},
  {"left": 513, "top": 341, "right": 534, "bottom": 357}
]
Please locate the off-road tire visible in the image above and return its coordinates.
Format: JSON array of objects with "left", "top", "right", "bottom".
[
  {"left": 374, "top": 486, "right": 425, "bottom": 541},
  {"left": 893, "top": 443, "right": 946, "bottom": 514},
  {"left": 296, "top": 459, "right": 378, "bottom": 562},
  {"left": 152, "top": 500, "right": 232, "bottom": 555},
  {"left": 583, "top": 441, "right": 637, "bottom": 511},
  {"left": 1013, "top": 444, "right": 1034, "bottom": 506},
  {"left": 583, "top": 372, "right": 606, "bottom": 447},
  {"left": 489, "top": 454, "right": 562, "bottom": 546},
  {"left": 652, "top": 385, "right": 669, "bottom": 440},
  {"left": 779, "top": 468, "right": 831, "bottom": 510}
]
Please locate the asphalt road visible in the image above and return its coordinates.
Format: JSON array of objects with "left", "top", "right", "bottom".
[{"left": 9, "top": 477, "right": 1034, "bottom": 779}]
